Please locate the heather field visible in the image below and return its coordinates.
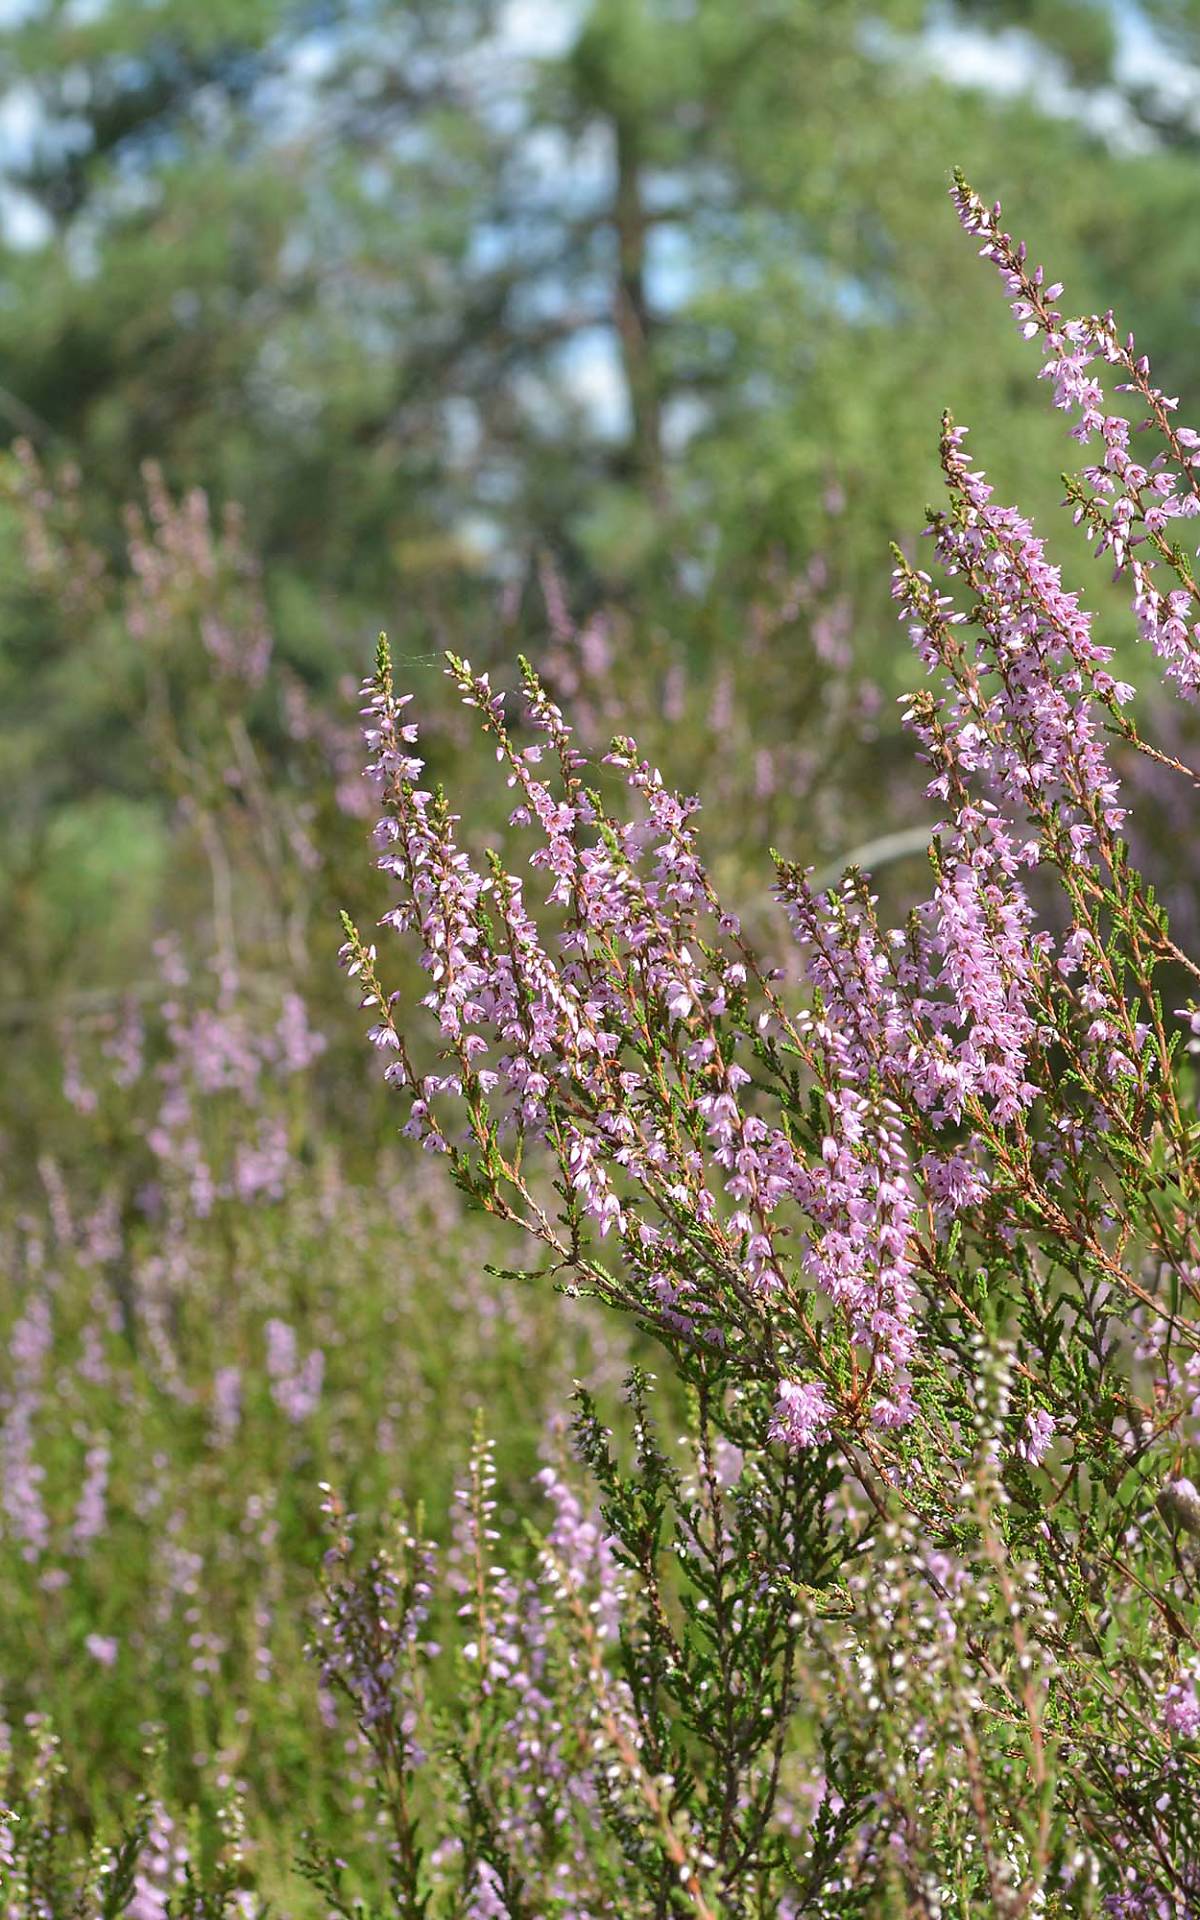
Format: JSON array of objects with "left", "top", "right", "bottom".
[{"left": 6, "top": 4, "right": 1200, "bottom": 1915}]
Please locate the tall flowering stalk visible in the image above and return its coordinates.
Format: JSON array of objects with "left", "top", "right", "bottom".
[
  {"left": 951, "top": 170, "right": 1200, "bottom": 706},
  {"left": 307, "top": 1489, "right": 436, "bottom": 1913},
  {"left": 340, "top": 176, "right": 1200, "bottom": 1912}
]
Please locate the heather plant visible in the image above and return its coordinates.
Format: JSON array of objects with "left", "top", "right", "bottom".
[
  {"left": 0, "top": 1719, "right": 259, "bottom": 1918},
  {"left": 330, "top": 178, "right": 1200, "bottom": 1914},
  {"left": 7, "top": 173, "right": 1200, "bottom": 1919},
  {"left": 0, "top": 1130, "right": 627, "bottom": 1852}
]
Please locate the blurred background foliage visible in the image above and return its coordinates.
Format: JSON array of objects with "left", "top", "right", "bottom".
[{"left": 5, "top": 0, "right": 1200, "bottom": 1115}]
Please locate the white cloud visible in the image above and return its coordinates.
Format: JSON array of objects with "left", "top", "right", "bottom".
[
  {"left": 557, "top": 327, "right": 631, "bottom": 439},
  {"left": 498, "top": 0, "right": 582, "bottom": 60},
  {"left": 923, "top": 18, "right": 1156, "bottom": 154}
]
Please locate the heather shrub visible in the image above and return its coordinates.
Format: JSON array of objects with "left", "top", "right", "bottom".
[
  {"left": 329, "top": 178, "right": 1200, "bottom": 1915},
  {"left": 4, "top": 176, "right": 1200, "bottom": 1918}
]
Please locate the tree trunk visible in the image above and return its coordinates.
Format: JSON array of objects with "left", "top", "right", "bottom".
[{"left": 612, "top": 111, "right": 665, "bottom": 504}]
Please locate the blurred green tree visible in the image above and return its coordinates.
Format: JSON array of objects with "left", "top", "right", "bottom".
[
  {"left": 8, "top": 1, "right": 1200, "bottom": 584},
  {"left": 4, "top": 0, "right": 1200, "bottom": 995}
]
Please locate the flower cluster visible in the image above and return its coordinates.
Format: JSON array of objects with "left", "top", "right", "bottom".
[{"left": 952, "top": 170, "right": 1200, "bottom": 703}]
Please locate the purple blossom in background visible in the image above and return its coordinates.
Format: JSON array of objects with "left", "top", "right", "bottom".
[
  {"left": 274, "top": 993, "right": 327, "bottom": 1074},
  {"left": 71, "top": 1437, "right": 110, "bottom": 1550},
  {"left": 1162, "top": 1664, "right": 1200, "bottom": 1741},
  {"left": 265, "top": 1318, "right": 324, "bottom": 1423},
  {"left": 232, "top": 1119, "right": 293, "bottom": 1203},
  {"left": 2, "top": 1297, "right": 52, "bottom": 1564},
  {"left": 211, "top": 1365, "right": 242, "bottom": 1443}
]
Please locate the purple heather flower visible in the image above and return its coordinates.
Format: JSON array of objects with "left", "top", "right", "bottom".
[
  {"left": 1161, "top": 1663, "right": 1200, "bottom": 1741},
  {"left": 769, "top": 1379, "right": 833, "bottom": 1450},
  {"left": 1016, "top": 1407, "right": 1056, "bottom": 1467}
]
